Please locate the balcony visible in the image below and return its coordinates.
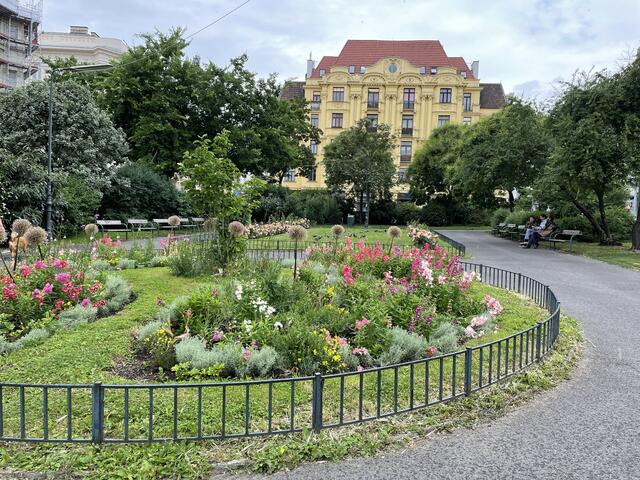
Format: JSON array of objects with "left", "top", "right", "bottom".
[
  {"left": 401, "top": 128, "right": 413, "bottom": 136},
  {"left": 402, "top": 101, "right": 414, "bottom": 111},
  {"left": 310, "top": 101, "right": 321, "bottom": 110},
  {"left": 367, "top": 101, "right": 379, "bottom": 110},
  {"left": 400, "top": 155, "right": 412, "bottom": 163}
]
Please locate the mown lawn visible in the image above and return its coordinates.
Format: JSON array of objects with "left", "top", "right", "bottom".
[
  {"left": 270, "top": 224, "right": 413, "bottom": 245},
  {"left": 552, "top": 241, "right": 640, "bottom": 270},
  {"left": 0, "top": 266, "right": 582, "bottom": 479}
]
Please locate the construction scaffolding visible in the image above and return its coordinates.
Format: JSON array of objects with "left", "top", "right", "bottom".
[{"left": 0, "top": 0, "right": 42, "bottom": 90}]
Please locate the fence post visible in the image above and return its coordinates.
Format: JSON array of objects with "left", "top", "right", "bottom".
[
  {"left": 311, "top": 373, "right": 323, "bottom": 433},
  {"left": 517, "top": 273, "right": 522, "bottom": 293},
  {"left": 276, "top": 239, "right": 280, "bottom": 252},
  {"left": 91, "top": 382, "right": 104, "bottom": 443},
  {"left": 535, "top": 322, "right": 542, "bottom": 361},
  {"left": 464, "top": 348, "right": 473, "bottom": 396}
]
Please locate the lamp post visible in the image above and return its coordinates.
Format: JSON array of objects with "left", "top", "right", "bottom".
[{"left": 45, "top": 63, "right": 114, "bottom": 240}]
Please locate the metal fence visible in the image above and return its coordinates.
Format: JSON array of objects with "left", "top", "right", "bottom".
[{"left": 0, "top": 244, "right": 558, "bottom": 443}]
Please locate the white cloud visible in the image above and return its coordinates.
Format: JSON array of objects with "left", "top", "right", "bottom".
[{"left": 43, "top": 0, "right": 640, "bottom": 102}]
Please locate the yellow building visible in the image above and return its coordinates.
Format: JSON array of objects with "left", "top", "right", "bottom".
[{"left": 280, "top": 40, "right": 506, "bottom": 199}]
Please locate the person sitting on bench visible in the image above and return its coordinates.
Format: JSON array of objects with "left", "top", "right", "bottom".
[
  {"left": 522, "top": 214, "right": 554, "bottom": 249},
  {"left": 521, "top": 216, "right": 539, "bottom": 246}
]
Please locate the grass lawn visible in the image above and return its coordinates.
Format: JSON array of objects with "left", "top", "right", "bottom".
[
  {"left": 0, "top": 266, "right": 582, "bottom": 478},
  {"left": 55, "top": 228, "right": 182, "bottom": 247},
  {"left": 270, "top": 224, "right": 413, "bottom": 245},
  {"left": 552, "top": 241, "right": 640, "bottom": 270}
]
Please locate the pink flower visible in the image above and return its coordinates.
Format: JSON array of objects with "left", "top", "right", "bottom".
[
  {"left": 212, "top": 331, "right": 223, "bottom": 342},
  {"left": 2, "top": 284, "right": 17, "bottom": 301},
  {"left": 352, "top": 347, "right": 369, "bottom": 356},
  {"left": 356, "top": 365, "right": 364, "bottom": 372},
  {"left": 80, "top": 298, "right": 91, "bottom": 308},
  {"left": 54, "top": 273, "right": 71, "bottom": 283},
  {"left": 42, "top": 283, "right": 53, "bottom": 294},
  {"left": 20, "top": 266, "right": 31, "bottom": 277},
  {"left": 465, "top": 325, "right": 478, "bottom": 338},
  {"left": 31, "top": 289, "right": 41, "bottom": 298},
  {"left": 156, "top": 297, "right": 165, "bottom": 307},
  {"left": 355, "top": 318, "right": 370, "bottom": 330},
  {"left": 484, "top": 295, "right": 504, "bottom": 316},
  {"left": 471, "top": 315, "right": 488, "bottom": 328},
  {"left": 52, "top": 259, "right": 68, "bottom": 269},
  {"left": 242, "top": 348, "right": 251, "bottom": 361},
  {"left": 426, "top": 346, "right": 437, "bottom": 357},
  {"left": 342, "top": 265, "right": 354, "bottom": 286},
  {"left": 34, "top": 260, "right": 47, "bottom": 270},
  {"left": 437, "top": 275, "right": 447, "bottom": 285}
]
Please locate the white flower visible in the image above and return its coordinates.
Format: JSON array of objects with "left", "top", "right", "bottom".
[
  {"left": 274, "top": 321, "right": 283, "bottom": 330},
  {"left": 244, "top": 319, "right": 252, "bottom": 333},
  {"left": 235, "top": 284, "right": 243, "bottom": 300}
]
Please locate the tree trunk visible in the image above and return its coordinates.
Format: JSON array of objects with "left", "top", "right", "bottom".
[
  {"left": 596, "top": 192, "right": 614, "bottom": 245},
  {"left": 358, "top": 191, "right": 364, "bottom": 224},
  {"left": 508, "top": 189, "right": 515, "bottom": 212},
  {"left": 570, "top": 198, "right": 606, "bottom": 242},
  {"left": 632, "top": 201, "right": 640, "bottom": 252}
]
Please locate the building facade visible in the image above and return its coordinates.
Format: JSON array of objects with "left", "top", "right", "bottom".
[
  {"left": 0, "top": 0, "right": 41, "bottom": 90},
  {"left": 281, "top": 40, "right": 506, "bottom": 197},
  {"left": 36, "top": 25, "right": 128, "bottom": 75}
]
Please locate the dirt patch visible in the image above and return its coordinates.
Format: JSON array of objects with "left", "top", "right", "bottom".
[{"left": 110, "top": 353, "right": 162, "bottom": 382}]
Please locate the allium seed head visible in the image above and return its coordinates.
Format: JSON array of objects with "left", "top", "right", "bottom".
[
  {"left": 228, "top": 221, "right": 246, "bottom": 237},
  {"left": 203, "top": 218, "right": 216, "bottom": 232},
  {"left": 168, "top": 215, "right": 181, "bottom": 227},
  {"left": 288, "top": 225, "right": 307, "bottom": 242},
  {"left": 11, "top": 219, "right": 31, "bottom": 237},
  {"left": 24, "top": 226, "right": 47, "bottom": 245},
  {"left": 331, "top": 224, "right": 345, "bottom": 237},
  {"left": 84, "top": 223, "right": 99, "bottom": 237},
  {"left": 387, "top": 226, "right": 402, "bottom": 240}
]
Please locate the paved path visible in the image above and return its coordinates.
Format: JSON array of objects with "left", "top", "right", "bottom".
[{"left": 222, "top": 231, "right": 640, "bottom": 480}]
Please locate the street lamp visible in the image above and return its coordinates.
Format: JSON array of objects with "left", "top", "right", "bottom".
[{"left": 45, "top": 63, "right": 114, "bottom": 240}]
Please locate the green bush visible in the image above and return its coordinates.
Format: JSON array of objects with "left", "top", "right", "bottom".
[
  {"left": 504, "top": 210, "right": 539, "bottom": 226},
  {"left": 57, "top": 305, "right": 98, "bottom": 329},
  {"left": 419, "top": 202, "right": 448, "bottom": 226},
  {"left": 605, "top": 207, "right": 634, "bottom": 243},
  {"left": 57, "top": 175, "right": 102, "bottom": 236},
  {"left": 428, "top": 322, "right": 461, "bottom": 353},
  {"left": 491, "top": 208, "right": 511, "bottom": 227},
  {"left": 286, "top": 189, "right": 344, "bottom": 225},
  {"left": 0, "top": 328, "right": 50, "bottom": 355},
  {"left": 394, "top": 202, "right": 422, "bottom": 224},
  {"left": 379, "top": 327, "right": 428, "bottom": 365},
  {"left": 554, "top": 215, "right": 596, "bottom": 242},
  {"left": 246, "top": 346, "right": 280, "bottom": 377},
  {"left": 102, "top": 275, "right": 133, "bottom": 313}
]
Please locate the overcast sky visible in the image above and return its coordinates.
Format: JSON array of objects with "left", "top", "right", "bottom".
[{"left": 43, "top": 0, "right": 640, "bottom": 102}]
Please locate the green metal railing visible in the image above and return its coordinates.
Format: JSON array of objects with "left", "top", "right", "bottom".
[{"left": 0, "top": 239, "right": 559, "bottom": 443}]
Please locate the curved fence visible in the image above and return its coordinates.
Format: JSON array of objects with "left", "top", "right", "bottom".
[{"left": 0, "top": 240, "right": 558, "bottom": 443}]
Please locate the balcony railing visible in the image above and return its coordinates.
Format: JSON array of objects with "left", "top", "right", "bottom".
[
  {"left": 403, "top": 101, "right": 415, "bottom": 110},
  {"left": 400, "top": 154, "right": 412, "bottom": 163},
  {"left": 310, "top": 101, "right": 321, "bottom": 110},
  {"left": 367, "top": 102, "right": 379, "bottom": 109},
  {"left": 401, "top": 128, "right": 413, "bottom": 136}
]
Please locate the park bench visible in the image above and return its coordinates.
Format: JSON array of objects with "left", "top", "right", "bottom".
[
  {"left": 191, "top": 217, "right": 205, "bottom": 228},
  {"left": 180, "top": 217, "right": 198, "bottom": 229},
  {"left": 153, "top": 218, "right": 175, "bottom": 231},
  {"left": 96, "top": 220, "right": 131, "bottom": 240},
  {"left": 545, "top": 229, "right": 582, "bottom": 253},
  {"left": 511, "top": 224, "right": 526, "bottom": 241},
  {"left": 127, "top": 219, "right": 157, "bottom": 234},
  {"left": 491, "top": 222, "right": 506, "bottom": 236},
  {"left": 498, "top": 224, "right": 517, "bottom": 238}
]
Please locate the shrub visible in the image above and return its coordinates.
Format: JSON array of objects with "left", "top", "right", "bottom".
[
  {"left": 246, "top": 346, "right": 280, "bottom": 377},
  {"left": 379, "top": 327, "right": 428, "bottom": 365},
  {"left": 136, "top": 320, "right": 164, "bottom": 343},
  {"left": 102, "top": 275, "right": 133, "bottom": 313},
  {"left": 57, "top": 175, "right": 102, "bottom": 237},
  {"left": 174, "top": 338, "right": 246, "bottom": 378},
  {"left": 394, "top": 202, "right": 422, "bottom": 224},
  {"left": 57, "top": 305, "right": 98, "bottom": 329},
  {"left": 604, "top": 207, "right": 634, "bottom": 243},
  {"left": 0, "top": 328, "right": 50, "bottom": 355},
  {"left": 429, "top": 322, "right": 461, "bottom": 354},
  {"left": 554, "top": 215, "right": 595, "bottom": 242},
  {"left": 149, "top": 256, "right": 169, "bottom": 268},
  {"left": 491, "top": 208, "right": 511, "bottom": 227},
  {"left": 116, "top": 259, "right": 136, "bottom": 270},
  {"left": 286, "top": 189, "right": 344, "bottom": 225},
  {"left": 419, "top": 202, "right": 448, "bottom": 226},
  {"left": 504, "top": 210, "right": 544, "bottom": 226}
]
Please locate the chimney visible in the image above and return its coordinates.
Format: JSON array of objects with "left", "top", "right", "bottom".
[
  {"left": 306, "top": 52, "right": 315, "bottom": 79},
  {"left": 471, "top": 60, "right": 479, "bottom": 79}
]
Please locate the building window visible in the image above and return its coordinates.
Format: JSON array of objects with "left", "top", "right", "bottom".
[
  {"left": 439, "top": 88, "right": 452, "bottom": 103},
  {"left": 437, "top": 115, "right": 450, "bottom": 127},
  {"left": 366, "top": 114, "right": 378, "bottom": 131},
  {"left": 430, "top": 66, "right": 438, "bottom": 74},
  {"left": 461, "top": 71, "right": 467, "bottom": 79},
  {"left": 367, "top": 88, "right": 379, "bottom": 108},
  {"left": 283, "top": 169, "right": 296, "bottom": 182},
  {"left": 308, "top": 167, "right": 317, "bottom": 182},
  {"left": 310, "top": 141, "right": 318, "bottom": 154},
  {"left": 398, "top": 168, "right": 408, "bottom": 182},
  {"left": 360, "top": 66, "right": 366, "bottom": 74},
  {"left": 348, "top": 65, "right": 355, "bottom": 74},
  {"left": 310, "top": 114, "right": 319, "bottom": 128},
  {"left": 400, "top": 141, "right": 412, "bottom": 163},
  {"left": 463, "top": 93, "right": 472, "bottom": 112},
  {"left": 403, "top": 88, "right": 415, "bottom": 110},
  {"left": 463, "top": 117, "right": 472, "bottom": 126},
  {"left": 332, "top": 87, "right": 344, "bottom": 102},
  {"left": 401, "top": 115, "right": 413, "bottom": 135},
  {"left": 311, "top": 92, "right": 321, "bottom": 110},
  {"left": 319, "top": 68, "right": 326, "bottom": 76},
  {"left": 331, "top": 113, "right": 343, "bottom": 128},
  {"left": 419, "top": 66, "right": 426, "bottom": 75}
]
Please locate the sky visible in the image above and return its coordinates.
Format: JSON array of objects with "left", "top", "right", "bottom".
[{"left": 42, "top": 0, "right": 640, "bottom": 102}]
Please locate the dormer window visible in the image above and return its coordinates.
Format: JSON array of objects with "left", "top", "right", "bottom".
[
  {"left": 319, "top": 68, "right": 326, "bottom": 76},
  {"left": 419, "top": 66, "right": 426, "bottom": 75},
  {"left": 430, "top": 66, "right": 438, "bottom": 75},
  {"left": 461, "top": 71, "right": 467, "bottom": 79},
  {"left": 360, "top": 66, "right": 366, "bottom": 74},
  {"left": 348, "top": 65, "right": 355, "bottom": 74}
]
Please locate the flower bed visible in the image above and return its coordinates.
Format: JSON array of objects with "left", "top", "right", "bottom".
[
  {"left": 136, "top": 240, "right": 507, "bottom": 381},
  {"left": 0, "top": 255, "right": 133, "bottom": 354},
  {"left": 245, "top": 218, "right": 310, "bottom": 239}
]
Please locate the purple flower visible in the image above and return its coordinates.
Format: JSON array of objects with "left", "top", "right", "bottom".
[
  {"left": 42, "top": 283, "right": 53, "bottom": 294},
  {"left": 211, "top": 331, "right": 223, "bottom": 342},
  {"left": 80, "top": 298, "right": 91, "bottom": 308},
  {"left": 54, "top": 273, "right": 71, "bottom": 283}
]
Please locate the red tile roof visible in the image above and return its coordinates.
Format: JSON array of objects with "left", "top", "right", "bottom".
[{"left": 310, "top": 40, "right": 474, "bottom": 79}]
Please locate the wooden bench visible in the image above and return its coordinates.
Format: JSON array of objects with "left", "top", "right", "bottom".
[
  {"left": 491, "top": 222, "right": 506, "bottom": 236},
  {"left": 180, "top": 217, "right": 197, "bottom": 229},
  {"left": 153, "top": 219, "right": 174, "bottom": 231},
  {"left": 511, "top": 224, "right": 526, "bottom": 241},
  {"left": 191, "top": 217, "right": 205, "bottom": 228},
  {"left": 498, "top": 223, "right": 517, "bottom": 238},
  {"left": 96, "top": 220, "right": 131, "bottom": 240},
  {"left": 128, "top": 219, "right": 157, "bottom": 234},
  {"left": 546, "top": 229, "right": 582, "bottom": 253}
]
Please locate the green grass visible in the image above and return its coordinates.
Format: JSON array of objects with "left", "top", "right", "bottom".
[
  {"left": 270, "top": 224, "right": 411, "bottom": 245},
  {"left": 551, "top": 241, "right": 640, "bottom": 270},
  {"left": 0, "top": 267, "right": 580, "bottom": 479}
]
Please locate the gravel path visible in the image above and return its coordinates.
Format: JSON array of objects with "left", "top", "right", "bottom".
[{"left": 220, "top": 231, "right": 640, "bottom": 480}]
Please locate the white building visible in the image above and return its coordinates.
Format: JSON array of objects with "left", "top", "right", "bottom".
[
  {"left": 36, "top": 25, "right": 128, "bottom": 74},
  {"left": 0, "top": 0, "right": 41, "bottom": 90}
]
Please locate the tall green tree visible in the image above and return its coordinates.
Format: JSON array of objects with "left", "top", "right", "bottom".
[{"left": 323, "top": 119, "right": 396, "bottom": 226}]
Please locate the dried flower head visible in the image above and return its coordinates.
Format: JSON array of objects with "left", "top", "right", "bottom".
[
  {"left": 288, "top": 225, "right": 307, "bottom": 242},
  {"left": 12, "top": 219, "right": 31, "bottom": 237},
  {"left": 168, "top": 215, "right": 181, "bottom": 227},
  {"left": 84, "top": 223, "right": 99, "bottom": 237},
  {"left": 24, "top": 226, "right": 47, "bottom": 245},
  {"left": 387, "top": 226, "right": 402, "bottom": 240},
  {"left": 331, "top": 224, "right": 345, "bottom": 237},
  {"left": 0, "top": 222, "right": 6, "bottom": 243},
  {"left": 228, "top": 221, "right": 246, "bottom": 238},
  {"left": 202, "top": 217, "right": 216, "bottom": 232}
]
